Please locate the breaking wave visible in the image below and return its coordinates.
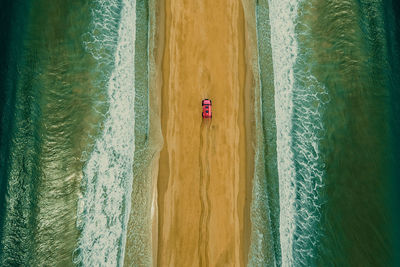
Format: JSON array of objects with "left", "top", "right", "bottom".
[{"left": 74, "top": 0, "right": 136, "bottom": 265}]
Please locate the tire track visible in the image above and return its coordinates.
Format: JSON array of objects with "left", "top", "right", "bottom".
[{"left": 199, "top": 119, "right": 211, "bottom": 266}]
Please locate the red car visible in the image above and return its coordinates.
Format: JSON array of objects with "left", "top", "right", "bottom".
[{"left": 202, "top": 99, "right": 212, "bottom": 118}]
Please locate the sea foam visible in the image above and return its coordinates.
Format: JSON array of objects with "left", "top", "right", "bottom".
[
  {"left": 75, "top": 0, "right": 136, "bottom": 265},
  {"left": 268, "top": 0, "right": 298, "bottom": 265},
  {"left": 269, "top": 0, "right": 327, "bottom": 265}
]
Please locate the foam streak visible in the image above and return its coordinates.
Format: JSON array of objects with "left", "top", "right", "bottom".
[
  {"left": 268, "top": 0, "right": 299, "bottom": 265},
  {"left": 75, "top": 0, "right": 136, "bottom": 265}
]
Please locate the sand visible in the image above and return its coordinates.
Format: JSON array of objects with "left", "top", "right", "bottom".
[{"left": 156, "top": 0, "right": 254, "bottom": 266}]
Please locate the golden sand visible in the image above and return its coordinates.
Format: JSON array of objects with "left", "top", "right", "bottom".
[{"left": 156, "top": 0, "right": 254, "bottom": 266}]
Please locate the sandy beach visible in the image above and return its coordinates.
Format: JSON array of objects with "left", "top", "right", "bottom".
[{"left": 156, "top": 0, "right": 254, "bottom": 266}]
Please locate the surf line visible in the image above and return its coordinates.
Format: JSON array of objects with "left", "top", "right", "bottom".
[
  {"left": 75, "top": 0, "right": 136, "bottom": 266},
  {"left": 268, "top": 0, "right": 299, "bottom": 266}
]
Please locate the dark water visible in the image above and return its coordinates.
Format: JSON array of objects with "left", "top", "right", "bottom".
[
  {"left": 299, "top": 0, "right": 400, "bottom": 265},
  {"left": 251, "top": 0, "right": 400, "bottom": 266},
  {"left": 0, "top": 0, "right": 34, "bottom": 264},
  {"left": 0, "top": 0, "right": 108, "bottom": 265},
  {"left": 0, "top": 0, "right": 30, "bottom": 227}
]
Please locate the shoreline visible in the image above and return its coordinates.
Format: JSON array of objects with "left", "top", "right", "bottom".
[
  {"left": 155, "top": 0, "right": 256, "bottom": 265},
  {"left": 149, "top": 0, "right": 165, "bottom": 265},
  {"left": 240, "top": 0, "right": 259, "bottom": 264}
]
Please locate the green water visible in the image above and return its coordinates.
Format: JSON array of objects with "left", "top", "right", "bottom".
[
  {"left": 305, "top": 0, "right": 399, "bottom": 265},
  {"left": 250, "top": 0, "right": 400, "bottom": 265},
  {"left": 0, "top": 0, "right": 108, "bottom": 265},
  {"left": 1, "top": 0, "right": 155, "bottom": 265},
  {"left": 248, "top": 0, "right": 281, "bottom": 265},
  {"left": 123, "top": 0, "right": 154, "bottom": 265}
]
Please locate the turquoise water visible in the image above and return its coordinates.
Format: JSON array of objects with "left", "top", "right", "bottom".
[
  {"left": 251, "top": 0, "right": 400, "bottom": 265},
  {"left": 248, "top": 0, "right": 281, "bottom": 265}
]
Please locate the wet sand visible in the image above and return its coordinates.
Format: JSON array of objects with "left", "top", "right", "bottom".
[{"left": 157, "top": 0, "right": 252, "bottom": 266}]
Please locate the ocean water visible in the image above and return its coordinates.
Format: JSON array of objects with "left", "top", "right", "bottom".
[
  {"left": 74, "top": 0, "right": 137, "bottom": 265},
  {"left": 0, "top": 1, "right": 34, "bottom": 265},
  {"left": 251, "top": 0, "right": 400, "bottom": 266},
  {"left": 0, "top": 0, "right": 151, "bottom": 266},
  {"left": 0, "top": 0, "right": 107, "bottom": 265}
]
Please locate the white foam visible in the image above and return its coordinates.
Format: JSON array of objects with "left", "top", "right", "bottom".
[
  {"left": 75, "top": 0, "right": 136, "bottom": 266},
  {"left": 268, "top": 0, "right": 299, "bottom": 265},
  {"left": 269, "top": 0, "right": 328, "bottom": 264},
  {"left": 290, "top": 51, "right": 327, "bottom": 266}
]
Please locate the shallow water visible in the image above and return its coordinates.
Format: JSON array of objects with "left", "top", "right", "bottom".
[{"left": 74, "top": 0, "right": 137, "bottom": 265}]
